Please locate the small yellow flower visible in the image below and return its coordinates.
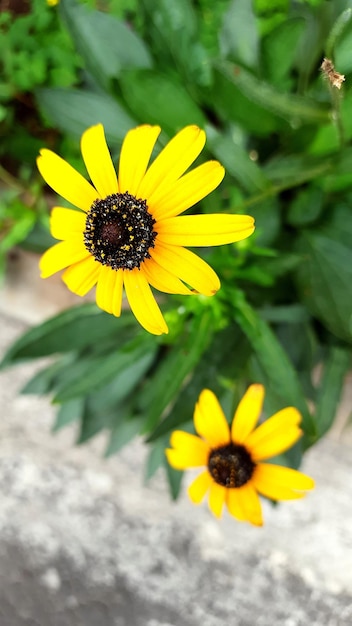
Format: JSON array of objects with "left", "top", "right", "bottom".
[
  {"left": 47, "top": 0, "right": 59, "bottom": 6},
  {"left": 37, "top": 124, "right": 255, "bottom": 334},
  {"left": 166, "top": 385, "right": 314, "bottom": 526}
]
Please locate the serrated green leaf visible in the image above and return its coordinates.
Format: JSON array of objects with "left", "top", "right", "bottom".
[
  {"left": 60, "top": 0, "right": 152, "bottom": 91},
  {"left": 314, "top": 347, "right": 351, "bottom": 438},
  {"left": 37, "top": 88, "right": 136, "bottom": 145},
  {"left": 119, "top": 69, "right": 205, "bottom": 133},
  {"left": 215, "top": 60, "right": 331, "bottom": 124},
  {"left": 220, "top": 0, "right": 259, "bottom": 70}
]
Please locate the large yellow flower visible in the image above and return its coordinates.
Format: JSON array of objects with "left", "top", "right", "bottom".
[
  {"left": 166, "top": 385, "right": 314, "bottom": 526},
  {"left": 38, "top": 124, "right": 254, "bottom": 334}
]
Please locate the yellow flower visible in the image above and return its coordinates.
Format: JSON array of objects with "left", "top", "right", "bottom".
[
  {"left": 166, "top": 385, "right": 314, "bottom": 526},
  {"left": 38, "top": 124, "right": 255, "bottom": 334},
  {"left": 47, "top": 0, "right": 59, "bottom": 6}
]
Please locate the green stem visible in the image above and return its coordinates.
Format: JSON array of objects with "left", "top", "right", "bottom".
[
  {"left": 0, "top": 164, "right": 24, "bottom": 192},
  {"left": 235, "top": 162, "right": 333, "bottom": 211}
]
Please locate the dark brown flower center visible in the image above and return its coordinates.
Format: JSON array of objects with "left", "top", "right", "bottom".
[
  {"left": 208, "top": 444, "right": 255, "bottom": 488},
  {"left": 84, "top": 192, "right": 157, "bottom": 270}
]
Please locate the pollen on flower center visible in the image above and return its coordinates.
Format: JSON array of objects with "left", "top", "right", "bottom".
[
  {"left": 208, "top": 443, "right": 255, "bottom": 488},
  {"left": 84, "top": 192, "right": 157, "bottom": 270}
]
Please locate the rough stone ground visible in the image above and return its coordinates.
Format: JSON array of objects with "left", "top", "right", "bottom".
[{"left": 0, "top": 250, "right": 351, "bottom": 626}]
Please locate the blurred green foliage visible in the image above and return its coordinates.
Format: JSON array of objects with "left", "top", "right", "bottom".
[{"left": 1, "top": 0, "right": 351, "bottom": 497}]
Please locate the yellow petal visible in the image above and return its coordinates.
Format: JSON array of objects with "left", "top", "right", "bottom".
[
  {"left": 96, "top": 265, "right": 124, "bottom": 317},
  {"left": 39, "top": 239, "right": 90, "bottom": 278},
  {"left": 150, "top": 161, "right": 225, "bottom": 221},
  {"left": 252, "top": 463, "right": 315, "bottom": 500},
  {"left": 151, "top": 242, "right": 220, "bottom": 296},
  {"left": 124, "top": 268, "right": 168, "bottom": 335},
  {"left": 118, "top": 125, "right": 161, "bottom": 195},
  {"left": 208, "top": 481, "right": 226, "bottom": 518},
  {"left": 141, "top": 257, "right": 193, "bottom": 295},
  {"left": 50, "top": 207, "right": 86, "bottom": 241},
  {"left": 188, "top": 470, "right": 212, "bottom": 504},
  {"left": 156, "top": 214, "right": 255, "bottom": 247},
  {"left": 194, "top": 389, "right": 231, "bottom": 448},
  {"left": 137, "top": 125, "right": 206, "bottom": 201},
  {"left": 226, "top": 488, "right": 247, "bottom": 521},
  {"left": 249, "top": 427, "right": 303, "bottom": 462},
  {"left": 166, "top": 431, "right": 210, "bottom": 469},
  {"left": 236, "top": 483, "right": 263, "bottom": 526},
  {"left": 245, "top": 407, "right": 302, "bottom": 460},
  {"left": 81, "top": 124, "right": 118, "bottom": 198},
  {"left": 37, "top": 149, "right": 98, "bottom": 212},
  {"left": 62, "top": 256, "right": 100, "bottom": 296},
  {"left": 231, "top": 384, "right": 265, "bottom": 444}
]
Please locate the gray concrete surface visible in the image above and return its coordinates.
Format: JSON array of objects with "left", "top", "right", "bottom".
[{"left": 0, "top": 250, "right": 352, "bottom": 625}]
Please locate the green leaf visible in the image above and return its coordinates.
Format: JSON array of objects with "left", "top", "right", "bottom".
[
  {"left": 215, "top": 60, "right": 331, "bottom": 124},
  {"left": 314, "top": 347, "right": 351, "bottom": 438},
  {"left": 287, "top": 186, "right": 324, "bottom": 226},
  {"left": 140, "top": 0, "right": 197, "bottom": 45},
  {"left": 119, "top": 69, "right": 206, "bottom": 133},
  {"left": 219, "top": 0, "right": 259, "bottom": 70},
  {"left": 60, "top": 0, "right": 152, "bottom": 91},
  {"left": 0, "top": 304, "right": 135, "bottom": 367},
  {"left": 53, "top": 339, "right": 155, "bottom": 403},
  {"left": 141, "top": 311, "right": 214, "bottom": 434},
  {"left": 85, "top": 348, "right": 157, "bottom": 414},
  {"left": 262, "top": 17, "right": 305, "bottom": 85},
  {"left": 78, "top": 404, "right": 112, "bottom": 444},
  {"left": 211, "top": 67, "right": 280, "bottom": 136},
  {"left": 326, "top": 8, "right": 352, "bottom": 64},
  {"left": 295, "top": 231, "right": 352, "bottom": 342},
  {"left": 264, "top": 153, "right": 333, "bottom": 188},
  {"left": 105, "top": 416, "right": 143, "bottom": 457},
  {"left": 145, "top": 439, "right": 167, "bottom": 481},
  {"left": 52, "top": 398, "right": 85, "bottom": 432},
  {"left": 232, "top": 292, "right": 316, "bottom": 438},
  {"left": 260, "top": 305, "right": 310, "bottom": 324},
  {"left": 139, "top": 0, "right": 197, "bottom": 65},
  {"left": 147, "top": 324, "right": 251, "bottom": 442},
  {"left": 21, "top": 355, "right": 75, "bottom": 395},
  {"left": 247, "top": 198, "right": 281, "bottom": 246},
  {"left": 206, "top": 127, "right": 270, "bottom": 193},
  {"left": 164, "top": 461, "right": 183, "bottom": 500},
  {"left": 37, "top": 88, "right": 136, "bottom": 145},
  {"left": 0, "top": 204, "right": 36, "bottom": 253}
]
